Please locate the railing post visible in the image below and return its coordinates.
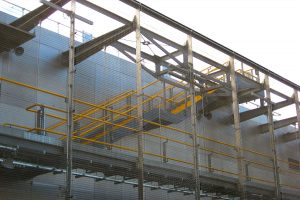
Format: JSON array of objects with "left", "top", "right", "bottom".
[
  {"left": 229, "top": 57, "right": 246, "bottom": 199},
  {"left": 184, "top": 90, "right": 188, "bottom": 116},
  {"left": 162, "top": 140, "right": 168, "bottom": 163},
  {"left": 65, "top": 0, "right": 76, "bottom": 199},
  {"left": 169, "top": 88, "right": 174, "bottom": 108},
  {"left": 245, "top": 162, "right": 250, "bottom": 181},
  {"left": 207, "top": 153, "right": 213, "bottom": 173},
  {"left": 135, "top": 8, "right": 144, "bottom": 200},
  {"left": 104, "top": 106, "right": 112, "bottom": 150},
  {"left": 162, "top": 80, "right": 167, "bottom": 110},
  {"left": 36, "top": 105, "right": 45, "bottom": 135},
  {"left": 265, "top": 75, "right": 281, "bottom": 199},
  {"left": 241, "top": 62, "right": 245, "bottom": 76},
  {"left": 126, "top": 95, "right": 132, "bottom": 116}
]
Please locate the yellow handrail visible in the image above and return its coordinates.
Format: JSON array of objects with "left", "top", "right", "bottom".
[
  {"left": 2, "top": 76, "right": 300, "bottom": 170},
  {"left": 4, "top": 122, "right": 300, "bottom": 184}
]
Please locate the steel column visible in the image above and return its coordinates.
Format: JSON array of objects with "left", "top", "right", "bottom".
[
  {"left": 294, "top": 89, "right": 300, "bottom": 166},
  {"left": 295, "top": 89, "right": 300, "bottom": 139},
  {"left": 229, "top": 57, "right": 246, "bottom": 199},
  {"left": 162, "top": 80, "right": 167, "bottom": 110},
  {"left": 187, "top": 35, "right": 201, "bottom": 200},
  {"left": 265, "top": 75, "right": 281, "bottom": 199},
  {"left": 135, "top": 8, "right": 144, "bottom": 200},
  {"left": 65, "top": 0, "right": 75, "bottom": 199}
]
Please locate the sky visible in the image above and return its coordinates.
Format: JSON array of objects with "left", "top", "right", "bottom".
[{"left": 137, "top": 0, "right": 300, "bottom": 85}]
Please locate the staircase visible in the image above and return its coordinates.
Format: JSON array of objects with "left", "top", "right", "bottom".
[{"left": 43, "top": 64, "right": 263, "bottom": 145}]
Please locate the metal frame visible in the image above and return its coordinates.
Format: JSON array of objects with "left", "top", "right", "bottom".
[
  {"left": 1, "top": 0, "right": 300, "bottom": 199},
  {"left": 135, "top": 8, "right": 144, "bottom": 200},
  {"left": 65, "top": 1, "right": 76, "bottom": 199},
  {"left": 229, "top": 57, "right": 246, "bottom": 199},
  {"left": 119, "top": 0, "right": 300, "bottom": 91},
  {"left": 265, "top": 75, "right": 281, "bottom": 199}
]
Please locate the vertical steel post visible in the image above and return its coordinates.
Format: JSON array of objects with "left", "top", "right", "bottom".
[
  {"left": 162, "top": 80, "right": 167, "bottom": 110},
  {"left": 294, "top": 89, "right": 300, "bottom": 138},
  {"left": 229, "top": 57, "right": 246, "bottom": 199},
  {"left": 187, "top": 35, "right": 201, "bottom": 200},
  {"left": 135, "top": 8, "right": 144, "bottom": 200},
  {"left": 66, "top": 0, "right": 75, "bottom": 199},
  {"left": 169, "top": 88, "right": 174, "bottom": 108},
  {"left": 265, "top": 75, "right": 281, "bottom": 199},
  {"left": 294, "top": 89, "right": 300, "bottom": 168},
  {"left": 241, "top": 62, "right": 244, "bottom": 76},
  {"left": 184, "top": 90, "right": 188, "bottom": 116}
]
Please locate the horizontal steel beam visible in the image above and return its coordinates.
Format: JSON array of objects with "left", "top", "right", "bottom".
[
  {"left": 259, "top": 116, "right": 298, "bottom": 133},
  {"left": 199, "top": 93, "right": 259, "bottom": 115},
  {"left": 281, "top": 131, "right": 300, "bottom": 142},
  {"left": 229, "top": 99, "right": 294, "bottom": 124},
  {"left": 160, "top": 49, "right": 182, "bottom": 62}
]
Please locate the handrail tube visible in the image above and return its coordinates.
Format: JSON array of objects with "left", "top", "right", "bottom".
[
  {"left": 2, "top": 76, "right": 299, "bottom": 167},
  {"left": 4, "top": 123, "right": 300, "bottom": 185}
]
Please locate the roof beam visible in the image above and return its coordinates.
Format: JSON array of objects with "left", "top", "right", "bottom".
[
  {"left": 259, "top": 116, "right": 298, "bottom": 133},
  {"left": 270, "top": 88, "right": 293, "bottom": 101},
  {"left": 112, "top": 41, "right": 223, "bottom": 90},
  {"left": 117, "top": 48, "right": 190, "bottom": 90},
  {"left": 10, "top": 0, "right": 70, "bottom": 31},
  {"left": 62, "top": 22, "right": 135, "bottom": 65},
  {"left": 160, "top": 49, "right": 182, "bottom": 62},
  {"left": 120, "top": 0, "right": 300, "bottom": 91},
  {"left": 76, "top": 0, "right": 228, "bottom": 72},
  {"left": 143, "top": 32, "right": 186, "bottom": 69},
  {"left": 112, "top": 41, "right": 157, "bottom": 63}
]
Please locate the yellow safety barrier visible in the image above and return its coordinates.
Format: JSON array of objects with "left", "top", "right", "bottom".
[
  {"left": 3, "top": 121, "right": 300, "bottom": 188},
  {"left": 1, "top": 76, "right": 300, "bottom": 190}
]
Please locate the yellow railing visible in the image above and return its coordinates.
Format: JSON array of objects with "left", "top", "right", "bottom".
[
  {"left": 1, "top": 76, "right": 300, "bottom": 190},
  {"left": 236, "top": 68, "right": 257, "bottom": 81},
  {"left": 201, "top": 61, "right": 258, "bottom": 83},
  {"left": 80, "top": 80, "right": 190, "bottom": 142},
  {"left": 3, "top": 122, "right": 300, "bottom": 190}
]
